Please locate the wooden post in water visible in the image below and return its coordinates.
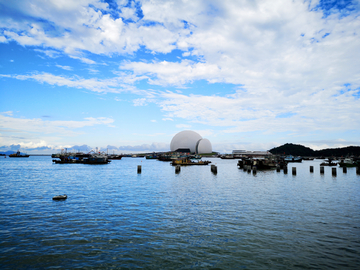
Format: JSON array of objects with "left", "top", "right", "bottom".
[
  {"left": 211, "top": 164, "right": 217, "bottom": 174},
  {"left": 247, "top": 166, "right": 251, "bottom": 173},
  {"left": 283, "top": 166, "right": 288, "bottom": 174},
  {"left": 357, "top": 166, "right": 360, "bottom": 175},
  {"left": 137, "top": 165, "right": 142, "bottom": 174},
  {"left": 332, "top": 167, "right": 337, "bottom": 176},
  {"left": 252, "top": 166, "right": 257, "bottom": 175},
  {"left": 292, "top": 167, "right": 296, "bottom": 175},
  {"left": 276, "top": 165, "right": 280, "bottom": 172},
  {"left": 343, "top": 166, "right": 347, "bottom": 173},
  {"left": 175, "top": 165, "right": 180, "bottom": 174},
  {"left": 310, "top": 166, "right": 314, "bottom": 173},
  {"left": 320, "top": 166, "right": 324, "bottom": 174}
]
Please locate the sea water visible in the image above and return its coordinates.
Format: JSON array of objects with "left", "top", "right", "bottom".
[{"left": 1, "top": 156, "right": 359, "bottom": 269}]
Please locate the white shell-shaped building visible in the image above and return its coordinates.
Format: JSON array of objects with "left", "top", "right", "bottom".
[
  {"left": 170, "top": 130, "right": 212, "bottom": 154},
  {"left": 196, "top": 138, "right": 212, "bottom": 154}
]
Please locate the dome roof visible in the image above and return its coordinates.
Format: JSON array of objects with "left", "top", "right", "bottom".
[
  {"left": 170, "top": 130, "right": 202, "bottom": 153},
  {"left": 196, "top": 138, "right": 212, "bottom": 154},
  {"left": 170, "top": 130, "right": 212, "bottom": 154}
]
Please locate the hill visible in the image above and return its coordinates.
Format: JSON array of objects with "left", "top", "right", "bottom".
[{"left": 269, "top": 143, "right": 360, "bottom": 157}]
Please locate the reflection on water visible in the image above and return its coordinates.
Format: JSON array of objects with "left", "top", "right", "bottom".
[{"left": 1, "top": 157, "right": 360, "bottom": 269}]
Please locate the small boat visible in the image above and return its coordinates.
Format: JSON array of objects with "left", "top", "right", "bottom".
[
  {"left": 320, "top": 158, "right": 337, "bottom": 166},
  {"left": 83, "top": 154, "right": 111, "bottom": 164},
  {"left": 171, "top": 157, "right": 211, "bottom": 166},
  {"left": 146, "top": 153, "right": 158, "bottom": 159},
  {"left": 9, "top": 150, "right": 29, "bottom": 158},
  {"left": 237, "top": 156, "right": 277, "bottom": 170},
  {"left": 339, "top": 158, "right": 358, "bottom": 167},
  {"left": 220, "top": 155, "right": 235, "bottom": 159},
  {"left": 52, "top": 194, "right": 67, "bottom": 200},
  {"left": 157, "top": 154, "right": 173, "bottom": 161}
]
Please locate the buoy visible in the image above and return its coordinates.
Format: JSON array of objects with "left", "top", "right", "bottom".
[{"left": 53, "top": 195, "right": 67, "bottom": 200}]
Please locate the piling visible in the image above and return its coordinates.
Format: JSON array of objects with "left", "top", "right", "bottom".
[
  {"left": 276, "top": 165, "right": 280, "bottom": 172},
  {"left": 310, "top": 166, "right": 314, "bottom": 173},
  {"left": 283, "top": 166, "right": 288, "bottom": 174},
  {"left": 357, "top": 166, "right": 360, "bottom": 175},
  {"left": 252, "top": 166, "right": 257, "bottom": 175},
  {"left": 292, "top": 167, "right": 296, "bottom": 175},
  {"left": 332, "top": 167, "right": 337, "bottom": 176},
  {"left": 247, "top": 166, "right": 251, "bottom": 173},
  {"left": 320, "top": 166, "right": 324, "bottom": 174},
  {"left": 211, "top": 165, "right": 217, "bottom": 174},
  {"left": 243, "top": 165, "right": 247, "bottom": 171},
  {"left": 342, "top": 166, "right": 347, "bottom": 173},
  {"left": 137, "top": 165, "right": 142, "bottom": 174},
  {"left": 175, "top": 165, "right": 180, "bottom": 174}
]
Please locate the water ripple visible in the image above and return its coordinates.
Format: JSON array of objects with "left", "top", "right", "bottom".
[{"left": 1, "top": 157, "right": 360, "bottom": 269}]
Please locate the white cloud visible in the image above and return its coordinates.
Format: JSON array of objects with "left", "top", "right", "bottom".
[
  {"left": 158, "top": 86, "right": 360, "bottom": 135},
  {"left": 120, "top": 60, "right": 222, "bottom": 86},
  {"left": 0, "top": 114, "right": 114, "bottom": 135},
  {"left": 69, "top": 55, "right": 96, "bottom": 65},
  {"left": 2, "top": 111, "right": 13, "bottom": 116},
  {"left": 1, "top": 72, "right": 155, "bottom": 96},
  {"left": 34, "top": 49, "right": 62, "bottom": 58},
  {"left": 1, "top": 0, "right": 359, "bottom": 149},
  {"left": 56, "top": 64, "right": 73, "bottom": 71},
  {"left": 133, "top": 98, "right": 147, "bottom": 106}
]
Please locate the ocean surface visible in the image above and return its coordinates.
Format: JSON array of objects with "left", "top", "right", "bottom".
[{"left": 1, "top": 156, "right": 359, "bottom": 269}]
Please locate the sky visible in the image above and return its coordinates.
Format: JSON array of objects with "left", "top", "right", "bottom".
[{"left": 0, "top": 0, "right": 360, "bottom": 154}]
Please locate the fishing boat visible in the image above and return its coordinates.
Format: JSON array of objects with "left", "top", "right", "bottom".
[
  {"left": 157, "top": 154, "right": 173, "bottom": 161},
  {"left": 171, "top": 157, "right": 211, "bottom": 166},
  {"left": 83, "top": 154, "right": 111, "bottom": 164},
  {"left": 320, "top": 158, "right": 337, "bottom": 166},
  {"left": 9, "top": 150, "right": 29, "bottom": 158},
  {"left": 220, "top": 155, "right": 235, "bottom": 159},
  {"left": 52, "top": 150, "right": 110, "bottom": 164},
  {"left": 146, "top": 153, "right": 158, "bottom": 159},
  {"left": 338, "top": 158, "right": 358, "bottom": 167},
  {"left": 238, "top": 156, "right": 277, "bottom": 170}
]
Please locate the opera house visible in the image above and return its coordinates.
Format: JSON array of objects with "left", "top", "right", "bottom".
[{"left": 170, "top": 130, "right": 212, "bottom": 154}]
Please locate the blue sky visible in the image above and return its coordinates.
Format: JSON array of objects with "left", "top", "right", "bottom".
[{"left": 1, "top": 0, "right": 360, "bottom": 154}]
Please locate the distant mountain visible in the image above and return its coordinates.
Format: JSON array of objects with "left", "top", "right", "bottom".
[{"left": 269, "top": 143, "right": 360, "bottom": 157}]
